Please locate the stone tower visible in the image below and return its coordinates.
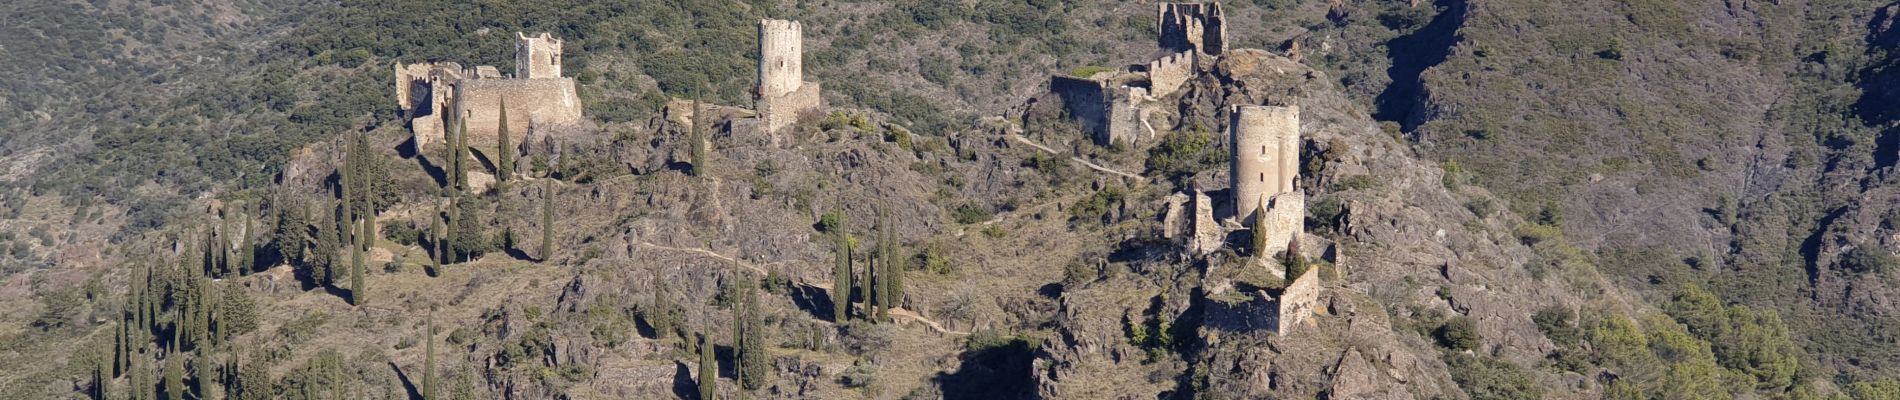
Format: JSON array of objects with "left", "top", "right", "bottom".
[
  {"left": 758, "top": 20, "right": 804, "bottom": 99},
  {"left": 755, "top": 19, "right": 823, "bottom": 137},
  {"left": 516, "top": 32, "right": 563, "bottom": 79},
  {"left": 1230, "top": 105, "right": 1300, "bottom": 224},
  {"left": 1158, "top": 2, "right": 1227, "bottom": 56}
]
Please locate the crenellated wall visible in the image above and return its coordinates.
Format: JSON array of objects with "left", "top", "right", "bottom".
[{"left": 1147, "top": 51, "right": 1197, "bottom": 98}]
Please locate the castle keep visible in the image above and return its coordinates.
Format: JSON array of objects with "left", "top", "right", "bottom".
[
  {"left": 756, "top": 19, "right": 824, "bottom": 139},
  {"left": 395, "top": 32, "right": 584, "bottom": 156}
]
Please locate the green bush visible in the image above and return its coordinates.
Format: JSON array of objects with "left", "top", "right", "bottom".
[
  {"left": 953, "top": 203, "right": 993, "bottom": 224},
  {"left": 1444, "top": 352, "right": 1543, "bottom": 400},
  {"left": 1436, "top": 316, "right": 1480, "bottom": 351}
]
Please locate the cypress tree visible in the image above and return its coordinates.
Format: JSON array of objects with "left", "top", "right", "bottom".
[
  {"left": 698, "top": 332, "right": 716, "bottom": 400},
  {"left": 831, "top": 228, "right": 851, "bottom": 322},
  {"left": 351, "top": 226, "right": 365, "bottom": 306},
  {"left": 134, "top": 349, "right": 155, "bottom": 400},
  {"left": 360, "top": 133, "right": 375, "bottom": 253},
  {"left": 164, "top": 352, "right": 184, "bottom": 400},
  {"left": 496, "top": 99, "right": 513, "bottom": 191},
  {"left": 115, "top": 321, "right": 129, "bottom": 377},
  {"left": 238, "top": 211, "right": 254, "bottom": 276},
  {"left": 1284, "top": 237, "right": 1307, "bottom": 282},
  {"left": 423, "top": 309, "right": 437, "bottom": 400},
  {"left": 690, "top": 96, "right": 707, "bottom": 177},
  {"left": 93, "top": 347, "right": 110, "bottom": 400},
  {"left": 541, "top": 179, "right": 554, "bottom": 262},
  {"left": 455, "top": 113, "right": 470, "bottom": 193},
  {"left": 855, "top": 246, "right": 871, "bottom": 324},
  {"left": 736, "top": 277, "right": 766, "bottom": 390},
  {"left": 446, "top": 196, "right": 461, "bottom": 263},
  {"left": 866, "top": 255, "right": 881, "bottom": 323},
  {"left": 430, "top": 201, "right": 443, "bottom": 274},
  {"left": 887, "top": 232, "right": 904, "bottom": 312},
  {"left": 194, "top": 350, "right": 220, "bottom": 400}
]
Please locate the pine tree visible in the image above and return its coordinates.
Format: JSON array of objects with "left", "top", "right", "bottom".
[
  {"left": 831, "top": 227, "right": 851, "bottom": 322},
  {"left": 497, "top": 99, "right": 514, "bottom": 191},
  {"left": 423, "top": 309, "right": 437, "bottom": 400},
  {"left": 541, "top": 179, "right": 554, "bottom": 262},
  {"left": 736, "top": 278, "right": 767, "bottom": 391},
  {"left": 698, "top": 332, "right": 716, "bottom": 400}
]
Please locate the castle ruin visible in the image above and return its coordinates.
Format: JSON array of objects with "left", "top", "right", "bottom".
[
  {"left": 1158, "top": 2, "right": 1226, "bottom": 56},
  {"left": 395, "top": 32, "right": 584, "bottom": 158},
  {"left": 1046, "top": 2, "right": 1227, "bottom": 147},
  {"left": 756, "top": 19, "right": 824, "bottom": 140}
]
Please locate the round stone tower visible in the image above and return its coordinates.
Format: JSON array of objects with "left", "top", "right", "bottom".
[
  {"left": 758, "top": 19, "right": 804, "bottom": 99},
  {"left": 1230, "top": 105, "right": 1301, "bottom": 225}
]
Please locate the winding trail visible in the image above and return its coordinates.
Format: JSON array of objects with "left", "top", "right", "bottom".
[
  {"left": 1008, "top": 134, "right": 1145, "bottom": 180},
  {"left": 633, "top": 241, "right": 969, "bottom": 336}
]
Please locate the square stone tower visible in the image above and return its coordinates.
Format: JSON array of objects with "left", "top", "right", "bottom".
[
  {"left": 516, "top": 32, "right": 563, "bottom": 79},
  {"left": 1158, "top": 2, "right": 1227, "bottom": 56},
  {"left": 1230, "top": 105, "right": 1300, "bottom": 224}
]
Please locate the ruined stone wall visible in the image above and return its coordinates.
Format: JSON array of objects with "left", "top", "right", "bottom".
[
  {"left": 759, "top": 81, "right": 822, "bottom": 138},
  {"left": 453, "top": 78, "right": 583, "bottom": 156},
  {"left": 758, "top": 19, "right": 804, "bottom": 99},
  {"left": 1147, "top": 51, "right": 1196, "bottom": 98},
  {"left": 1158, "top": 2, "right": 1227, "bottom": 56},
  {"left": 396, "top": 62, "right": 467, "bottom": 148},
  {"left": 1277, "top": 264, "right": 1322, "bottom": 333},
  {"left": 516, "top": 32, "right": 563, "bottom": 79},
  {"left": 1191, "top": 189, "right": 1222, "bottom": 256},
  {"left": 1051, "top": 76, "right": 1146, "bottom": 146},
  {"left": 1230, "top": 105, "right": 1300, "bottom": 224},
  {"left": 1255, "top": 191, "right": 1306, "bottom": 258}
]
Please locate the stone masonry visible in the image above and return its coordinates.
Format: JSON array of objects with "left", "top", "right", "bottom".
[
  {"left": 756, "top": 19, "right": 823, "bottom": 140},
  {"left": 515, "top": 32, "right": 563, "bottom": 79},
  {"left": 395, "top": 32, "right": 584, "bottom": 158},
  {"left": 1231, "top": 105, "right": 1300, "bottom": 225},
  {"left": 1159, "top": 2, "right": 1227, "bottom": 56},
  {"left": 1050, "top": 75, "right": 1149, "bottom": 146},
  {"left": 1147, "top": 51, "right": 1198, "bottom": 98}
]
